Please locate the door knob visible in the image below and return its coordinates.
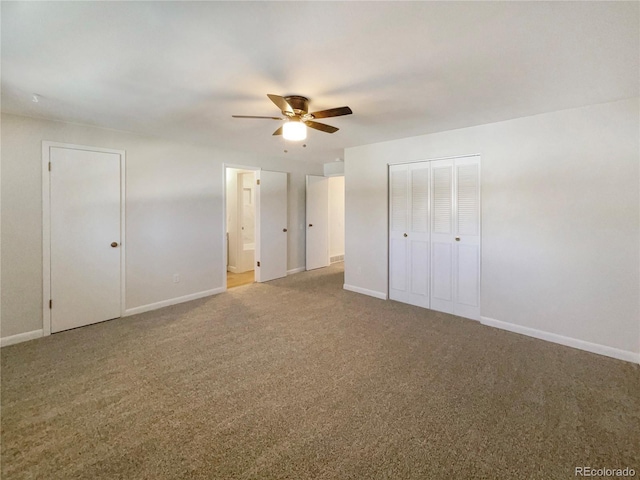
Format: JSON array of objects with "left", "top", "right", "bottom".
[
  {"left": 309, "top": 224, "right": 313, "bottom": 227},
  {"left": 455, "top": 237, "right": 460, "bottom": 242},
  {"left": 403, "top": 233, "right": 408, "bottom": 238},
  {"left": 111, "top": 242, "right": 119, "bottom": 248},
  {"left": 283, "top": 228, "right": 287, "bottom": 232}
]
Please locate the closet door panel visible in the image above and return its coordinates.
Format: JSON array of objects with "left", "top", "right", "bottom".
[
  {"left": 389, "top": 238, "right": 407, "bottom": 292},
  {"left": 432, "top": 165, "right": 453, "bottom": 235},
  {"left": 389, "top": 165, "right": 409, "bottom": 301},
  {"left": 456, "top": 244, "right": 479, "bottom": 306},
  {"left": 410, "top": 239, "right": 429, "bottom": 296},
  {"left": 430, "top": 161, "right": 454, "bottom": 313},
  {"left": 408, "top": 164, "right": 430, "bottom": 305},
  {"left": 389, "top": 163, "right": 430, "bottom": 308},
  {"left": 431, "top": 242, "right": 453, "bottom": 313},
  {"left": 457, "top": 163, "right": 480, "bottom": 236},
  {"left": 390, "top": 167, "right": 408, "bottom": 233},
  {"left": 411, "top": 167, "right": 429, "bottom": 233},
  {"left": 453, "top": 158, "right": 481, "bottom": 319}
]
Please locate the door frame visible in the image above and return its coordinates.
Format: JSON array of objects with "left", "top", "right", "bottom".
[
  {"left": 222, "top": 163, "right": 260, "bottom": 291},
  {"left": 42, "top": 141, "right": 126, "bottom": 336},
  {"left": 387, "top": 153, "right": 482, "bottom": 318}
]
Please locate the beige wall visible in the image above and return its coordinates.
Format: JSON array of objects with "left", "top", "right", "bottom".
[
  {"left": 345, "top": 98, "right": 640, "bottom": 358},
  {"left": 1, "top": 113, "right": 322, "bottom": 338}
]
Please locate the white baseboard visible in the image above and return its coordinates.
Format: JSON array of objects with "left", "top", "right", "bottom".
[
  {"left": 227, "top": 266, "right": 238, "bottom": 273},
  {"left": 343, "top": 284, "right": 388, "bottom": 300},
  {"left": 124, "top": 288, "right": 225, "bottom": 316},
  {"left": 1, "top": 329, "right": 44, "bottom": 347},
  {"left": 287, "top": 267, "right": 305, "bottom": 275},
  {"left": 330, "top": 254, "right": 344, "bottom": 263},
  {"left": 480, "top": 316, "right": 640, "bottom": 364}
]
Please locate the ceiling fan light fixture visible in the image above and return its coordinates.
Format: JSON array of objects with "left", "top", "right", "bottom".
[
  {"left": 233, "top": 94, "right": 351, "bottom": 139},
  {"left": 282, "top": 120, "right": 307, "bottom": 141}
]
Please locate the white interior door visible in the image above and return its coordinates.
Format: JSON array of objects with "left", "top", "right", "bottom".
[
  {"left": 430, "top": 156, "right": 481, "bottom": 320},
  {"left": 453, "top": 157, "right": 481, "bottom": 320},
  {"left": 430, "top": 160, "right": 455, "bottom": 314},
  {"left": 306, "top": 175, "right": 330, "bottom": 270},
  {"left": 256, "top": 170, "right": 288, "bottom": 282},
  {"left": 389, "top": 163, "right": 430, "bottom": 308},
  {"left": 49, "top": 146, "right": 122, "bottom": 333}
]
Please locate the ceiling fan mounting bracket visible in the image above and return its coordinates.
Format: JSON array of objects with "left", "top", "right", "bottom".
[{"left": 283, "top": 95, "right": 309, "bottom": 116}]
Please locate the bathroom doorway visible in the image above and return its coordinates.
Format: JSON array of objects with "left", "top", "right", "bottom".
[{"left": 226, "top": 167, "right": 256, "bottom": 289}]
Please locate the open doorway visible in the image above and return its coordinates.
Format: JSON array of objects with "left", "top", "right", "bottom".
[{"left": 226, "top": 167, "right": 256, "bottom": 289}]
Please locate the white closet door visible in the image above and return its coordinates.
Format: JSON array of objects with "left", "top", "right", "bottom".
[
  {"left": 256, "top": 170, "right": 288, "bottom": 282},
  {"left": 430, "top": 156, "right": 481, "bottom": 320},
  {"left": 389, "top": 165, "right": 409, "bottom": 297},
  {"left": 389, "top": 163, "right": 430, "bottom": 308},
  {"left": 430, "top": 160, "right": 455, "bottom": 314},
  {"left": 306, "top": 175, "right": 330, "bottom": 270},
  {"left": 453, "top": 157, "right": 481, "bottom": 319}
]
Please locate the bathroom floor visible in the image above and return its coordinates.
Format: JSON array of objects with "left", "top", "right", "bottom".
[{"left": 227, "top": 270, "right": 255, "bottom": 289}]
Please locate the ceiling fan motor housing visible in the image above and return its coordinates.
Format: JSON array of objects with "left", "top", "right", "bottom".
[{"left": 284, "top": 96, "right": 310, "bottom": 116}]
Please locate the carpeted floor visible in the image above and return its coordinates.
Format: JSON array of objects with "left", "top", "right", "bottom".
[{"left": 2, "top": 263, "right": 639, "bottom": 479}]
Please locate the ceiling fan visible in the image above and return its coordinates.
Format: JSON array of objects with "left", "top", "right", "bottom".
[{"left": 232, "top": 94, "right": 352, "bottom": 141}]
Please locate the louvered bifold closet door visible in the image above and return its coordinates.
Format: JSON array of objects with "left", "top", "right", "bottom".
[
  {"left": 429, "top": 156, "right": 481, "bottom": 320},
  {"left": 388, "top": 163, "right": 430, "bottom": 308},
  {"left": 430, "top": 159, "right": 455, "bottom": 314},
  {"left": 453, "top": 156, "right": 481, "bottom": 320}
]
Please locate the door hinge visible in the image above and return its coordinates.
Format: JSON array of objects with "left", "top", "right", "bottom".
[
  {"left": 257, "top": 261, "right": 260, "bottom": 267},
  {"left": 49, "top": 299, "right": 52, "bottom": 309},
  {"left": 48, "top": 162, "right": 51, "bottom": 172},
  {"left": 256, "top": 179, "right": 260, "bottom": 185}
]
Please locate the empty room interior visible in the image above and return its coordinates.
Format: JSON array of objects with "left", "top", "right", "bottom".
[{"left": 1, "top": 2, "right": 639, "bottom": 479}]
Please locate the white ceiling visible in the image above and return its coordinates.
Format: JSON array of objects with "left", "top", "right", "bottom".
[{"left": 2, "top": 2, "right": 638, "bottom": 164}]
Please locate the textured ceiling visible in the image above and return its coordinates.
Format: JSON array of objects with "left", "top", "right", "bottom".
[{"left": 2, "top": 2, "right": 638, "bottom": 164}]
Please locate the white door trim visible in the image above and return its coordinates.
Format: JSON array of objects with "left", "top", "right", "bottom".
[
  {"left": 42, "top": 141, "right": 126, "bottom": 336},
  {"left": 222, "top": 164, "right": 260, "bottom": 291},
  {"left": 387, "top": 153, "right": 482, "bottom": 167}
]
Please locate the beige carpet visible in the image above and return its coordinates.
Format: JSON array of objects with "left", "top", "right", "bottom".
[{"left": 2, "top": 264, "right": 639, "bottom": 479}]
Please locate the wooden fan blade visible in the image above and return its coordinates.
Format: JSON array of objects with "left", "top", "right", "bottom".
[
  {"left": 309, "top": 106, "right": 352, "bottom": 119},
  {"left": 305, "top": 121, "right": 339, "bottom": 134},
  {"left": 272, "top": 126, "right": 283, "bottom": 136},
  {"left": 232, "top": 115, "right": 283, "bottom": 120},
  {"left": 267, "top": 94, "right": 294, "bottom": 114}
]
